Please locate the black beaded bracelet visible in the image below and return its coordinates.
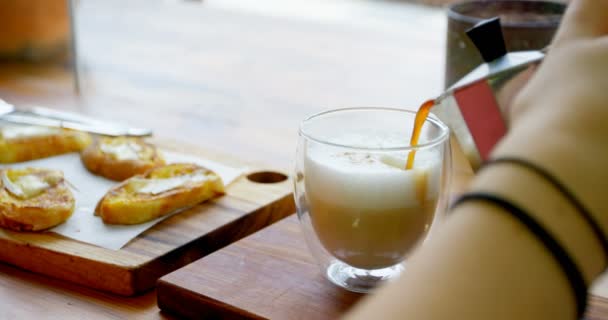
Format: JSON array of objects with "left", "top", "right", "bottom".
[
  {"left": 481, "top": 157, "right": 608, "bottom": 259},
  {"left": 452, "top": 193, "right": 587, "bottom": 318}
]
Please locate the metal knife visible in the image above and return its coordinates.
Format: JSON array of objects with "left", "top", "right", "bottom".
[{"left": 0, "top": 100, "right": 153, "bottom": 137}]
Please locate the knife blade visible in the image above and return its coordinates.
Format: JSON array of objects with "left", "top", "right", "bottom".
[{"left": 0, "top": 100, "right": 153, "bottom": 137}]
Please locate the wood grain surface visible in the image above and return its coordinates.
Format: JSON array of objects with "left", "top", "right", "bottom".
[{"left": 157, "top": 215, "right": 363, "bottom": 319}]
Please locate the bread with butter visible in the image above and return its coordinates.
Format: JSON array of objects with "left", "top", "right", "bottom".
[
  {"left": 81, "top": 136, "right": 165, "bottom": 181},
  {"left": 0, "top": 124, "right": 91, "bottom": 163},
  {"left": 0, "top": 168, "right": 75, "bottom": 231},
  {"left": 95, "top": 163, "right": 224, "bottom": 225}
]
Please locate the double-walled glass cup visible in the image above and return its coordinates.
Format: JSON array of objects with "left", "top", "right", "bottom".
[{"left": 294, "top": 107, "right": 451, "bottom": 293}]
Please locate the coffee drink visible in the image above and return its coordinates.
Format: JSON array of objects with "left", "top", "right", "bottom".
[{"left": 304, "top": 138, "right": 440, "bottom": 270}]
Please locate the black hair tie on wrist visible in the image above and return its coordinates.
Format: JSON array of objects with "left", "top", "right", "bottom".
[
  {"left": 482, "top": 157, "right": 608, "bottom": 260},
  {"left": 452, "top": 193, "right": 587, "bottom": 319}
]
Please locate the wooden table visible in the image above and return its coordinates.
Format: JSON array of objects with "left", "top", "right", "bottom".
[{"left": 0, "top": 0, "right": 604, "bottom": 318}]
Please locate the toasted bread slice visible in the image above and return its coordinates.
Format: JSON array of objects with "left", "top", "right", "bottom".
[
  {"left": 0, "top": 168, "right": 75, "bottom": 231},
  {"left": 95, "top": 163, "right": 224, "bottom": 225},
  {"left": 81, "top": 136, "right": 165, "bottom": 181},
  {"left": 0, "top": 124, "right": 91, "bottom": 163}
]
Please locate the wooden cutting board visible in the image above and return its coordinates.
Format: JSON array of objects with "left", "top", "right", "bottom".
[
  {"left": 157, "top": 215, "right": 363, "bottom": 319},
  {"left": 0, "top": 141, "right": 294, "bottom": 296}
]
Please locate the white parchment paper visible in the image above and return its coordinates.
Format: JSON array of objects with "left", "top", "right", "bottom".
[{"left": 0, "top": 150, "right": 245, "bottom": 250}]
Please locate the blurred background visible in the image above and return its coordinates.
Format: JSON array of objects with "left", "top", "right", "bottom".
[{"left": 0, "top": 0, "right": 568, "bottom": 169}]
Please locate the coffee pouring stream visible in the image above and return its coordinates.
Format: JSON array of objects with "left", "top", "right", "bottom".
[{"left": 421, "top": 17, "right": 545, "bottom": 170}]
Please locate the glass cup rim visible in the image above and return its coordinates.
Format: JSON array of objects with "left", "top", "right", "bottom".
[
  {"left": 447, "top": 0, "right": 565, "bottom": 29},
  {"left": 299, "top": 107, "right": 450, "bottom": 152}
]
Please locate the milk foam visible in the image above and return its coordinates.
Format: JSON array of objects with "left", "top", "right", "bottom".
[{"left": 304, "top": 134, "right": 442, "bottom": 209}]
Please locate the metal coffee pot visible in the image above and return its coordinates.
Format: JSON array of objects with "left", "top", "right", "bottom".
[{"left": 431, "top": 17, "right": 545, "bottom": 170}]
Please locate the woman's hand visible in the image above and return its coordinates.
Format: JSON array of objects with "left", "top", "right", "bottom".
[
  {"left": 495, "top": 0, "right": 608, "bottom": 230},
  {"left": 510, "top": 0, "right": 608, "bottom": 127}
]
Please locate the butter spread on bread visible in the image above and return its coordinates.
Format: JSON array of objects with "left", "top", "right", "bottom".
[
  {"left": 129, "top": 173, "right": 208, "bottom": 195},
  {"left": 99, "top": 139, "right": 143, "bottom": 161},
  {"left": 0, "top": 168, "right": 74, "bottom": 231},
  {"left": 95, "top": 163, "right": 224, "bottom": 225},
  {"left": 81, "top": 137, "right": 164, "bottom": 181}
]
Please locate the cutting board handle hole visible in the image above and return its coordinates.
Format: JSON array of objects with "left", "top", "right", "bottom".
[{"left": 246, "top": 171, "right": 287, "bottom": 184}]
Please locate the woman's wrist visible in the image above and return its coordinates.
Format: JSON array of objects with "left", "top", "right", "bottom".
[
  {"left": 469, "top": 161, "right": 607, "bottom": 283},
  {"left": 492, "top": 116, "right": 608, "bottom": 243}
]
